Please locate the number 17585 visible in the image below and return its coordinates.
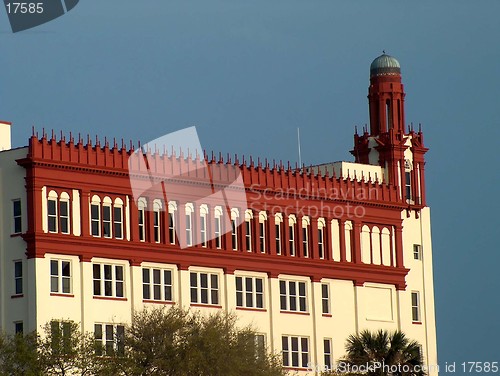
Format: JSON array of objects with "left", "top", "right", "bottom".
[{"left": 6, "top": 2, "right": 44, "bottom": 14}]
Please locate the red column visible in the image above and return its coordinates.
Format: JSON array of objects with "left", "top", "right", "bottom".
[
  {"left": 80, "top": 188, "right": 90, "bottom": 237},
  {"left": 129, "top": 197, "right": 139, "bottom": 242}
]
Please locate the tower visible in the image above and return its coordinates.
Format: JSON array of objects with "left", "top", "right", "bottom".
[{"left": 352, "top": 53, "right": 428, "bottom": 207}]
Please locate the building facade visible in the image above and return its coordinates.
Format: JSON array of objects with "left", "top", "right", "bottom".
[{"left": 0, "top": 54, "right": 437, "bottom": 374}]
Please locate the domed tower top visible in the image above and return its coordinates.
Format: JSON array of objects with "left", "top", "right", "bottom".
[{"left": 370, "top": 53, "right": 401, "bottom": 77}]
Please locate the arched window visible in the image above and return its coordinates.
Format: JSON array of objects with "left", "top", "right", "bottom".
[
  {"left": 114, "top": 198, "right": 124, "bottom": 240},
  {"left": 231, "top": 209, "right": 239, "bottom": 250},
  {"left": 153, "top": 199, "right": 163, "bottom": 243},
  {"left": 214, "top": 206, "right": 223, "bottom": 249},
  {"left": 137, "top": 197, "right": 147, "bottom": 242},
  {"left": 318, "top": 218, "right": 326, "bottom": 259},
  {"left": 168, "top": 201, "right": 177, "bottom": 245},
  {"left": 302, "top": 217, "right": 310, "bottom": 258},
  {"left": 259, "top": 211, "right": 267, "bottom": 254},
  {"left": 275, "top": 213, "right": 283, "bottom": 255},
  {"left": 185, "top": 203, "right": 194, "bottom": 247},
  {"left": 47, "top": 190, "right": 58, "bottom": 233},
  {"left": 405, "top": 159, "right": 412, "bottom": 201},
  {"left": 288, "top": 215, "right": 296, "bottom": 256},
  {"left": 102, "top": 197, "right": 113, "bottom": 238},
  {"left": 59, "top": 192, "right": 70, "bottom": 235},
  {"left": 199, "top": 204, "right": 209, "bottom": 248},
  {"left": 244, "top": 209, "right": 253, "bottom": 252},
  {"left": 90, "top": 195, "right": 101, "bottom": 237}
]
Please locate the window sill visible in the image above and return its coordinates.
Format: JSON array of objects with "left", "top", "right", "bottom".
[
  {"left": 10, "top": 233, "right": 23, "bottom": 238},
  {"left": 236, "top": 307, "right": 267, "bottom": 312},
  {"left": 93, "top": 296, "right": 127, "bottom": 301},
  {"left": 50, "top": 293, "right": 74, "bottom": 298},
  {"left": 412, "top": 321, "right": 422, "bottom": 325},
  {"left": 11, "top": 294, "right": 23, "bottom": 299},
  {"left": 143, "top": 299, "right": 175, "bottom": 305},
  {"left": 190, "top": 303, "right": 222, "bottom": 309},
  {"left": 322, "top": 313, "right": 332, "bottom": 317},
  {"left": 280, "top": 310, "right": 309, "bottom": 316}
]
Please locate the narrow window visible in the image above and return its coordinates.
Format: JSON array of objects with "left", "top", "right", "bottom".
[
  {"left": 245, "top": 219, "right": 252, "bottom": 251},
  {"left": 413, "top": 244, "right": 421, "bottom": 260},
  {"left": 275, "top": 222, "right": 282, "bottom": 255},
  {"left": 321, "top": 283, "right": 330, "bottom": 314},
  {"left": 154, "top": 209, "right": 161, "bottom": 243},
  {"left": 411, "top": 291, "right": 421, "bottom": 322},
  {"left": 405, "top": 171, "right": 412, "bottom": 201},
  {"left": 14, "top": 260, "right": 22, "bottom": 295},
  {"left": 114, "top": 205, "right": 123, "bottom": 239},
  {"left": 168, "top": 211, "right": 175, "bottom": 244},
  {"left": 302, "top": 226, "right": 309, "bottom": 257},
  {"left": 386, "top": 99, "right": 392, "bottom": 130},
  {"left": 259, "top": 221, "right": 266, "bottom": 253},
  {"left": 138, "top": 207, "right": 145, "bottom": 241},
  {"left": 102, "top": 204, "right": 112, "bottom": 238},
  {"left": 91, "top": 202, "right": 100, "bottom": 237},
  {"left": 14, "top": 321, "right": 23, "bottom": 334},
  {"left": 255, "top": 334, "right": 266, "bottom": 359},
  {"left": 13, "top": 199, "right": 22, "bottom": 234},
  {"left": 289, "top": 224, "right": 295, "bottom": 256},
  {"left": 324, "top": 338, "right": 333, "bottom": 370},
  {"left": 231, "top": 219, "right": 238, "bottom": 250},
  {"left": 318, "top": 227, "right": 325, "bottom": 259},
  {"left": 200, "top": 213, "right": 207, "bottom": 247},
  {"left": 185, "top": 211, "right": 193, "bottom": 246},
  {"left": 214, "top": 215, "right": 222, "bottom": 249},
  {"left": 60, "top": 199, "right": 70, "bottom": 234},
  {"left": 47, "top": 198, "right": 58, "bottom": 232}
]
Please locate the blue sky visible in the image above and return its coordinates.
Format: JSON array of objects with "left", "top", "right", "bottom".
[{"left": 2, "top": 0, "right": 499, "bottom": 371}]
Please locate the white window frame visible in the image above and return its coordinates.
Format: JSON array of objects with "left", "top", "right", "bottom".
[
  {"left": 324, "top": 338, "right": 333, "bottom": 370},
  {"left": 245, "top": 219, "right": 252, "bottom": 251},
  {"left": 14, "top": 260, "right": 22, "bottom": 295},
  {"left": 279, "top": 280, "right": 307, "bottom": 312},
  {"left": 168, "top": 201, "right": 176, "bottom": 244},
  {"left": 142, "top": 267, "right": 173, "bottom": 302},
  {"left": 50, "top": 259, "right": 72, "bottom": 294},
  {"left": 94, "top": 323, "right": 125, "bottom": 356},
  {"left": 302, "top": 225, "right": 309, "bottom": 258},
  {"left": 47, "top": 195, "right": 58, "bottom": 233},
  {"left": 102, "top": 200, "right": 112, "bottom": 238},
  {"left": 90, "top": 197, "right": 101, "bottom": 237},
  {"left": 190, "top": 271, "right": 219, "bottom": 306},
  {"left": 153, "top": 200, "right": 162, "bottom": 243},
  {"left": 59, "top": 196, "right": 70, "bottom": 234},
  {"left": 113, "top": 199, "right": 124, "bottom": 239},
  {"left": 413, "top": 244, "right": 421, "bottom": 260},
  {"left": 282, "top": 335, "right": 309, "bottom": 369},
  {"left": 411, "top": 291, "right": 421, "bottom": 322},
  {"left": 259, "top": 212, "right": 266, "bottom": 253},
  {"left": 200, "top": 205, "right": 208, "bottom": 248},
  {"left": 318, "top": 224, "right": 325, "bottom": 259},
  {"left": 289, "top": 224, "right": 295, "bottom": 256},
  {"left": 93, "top": 263, "right": 125, "bottom": 298},
  {"left": 138, "top": 198, "right": 147, "bottom": 242},
  {"left": 235, "top": 276, "right": 264, "bottom": 309},
  {"left": 185, "top": 205, "right": 193, "bottom": 247},
  {"left": 214, "top": 207, "right": 223, "bottom": 249}
]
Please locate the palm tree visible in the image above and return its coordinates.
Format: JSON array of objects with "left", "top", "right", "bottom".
[{"left": 340, "top": 330, "right": 425, "bottom": 376}]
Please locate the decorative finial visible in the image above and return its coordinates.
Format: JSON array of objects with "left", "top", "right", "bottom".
[{"left": 383, "top": 50, "right": 386, "bottom": 54}]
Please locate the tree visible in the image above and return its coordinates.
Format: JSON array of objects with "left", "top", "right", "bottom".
[
  {"left": 0, "top": 331, "right": 42, "bottom": 376},
  {"left": 335, "top": 329, "right": 425, "bottom": 376},
  {"left": 118, "top": 306, "right": 286, "bottom": 376}
]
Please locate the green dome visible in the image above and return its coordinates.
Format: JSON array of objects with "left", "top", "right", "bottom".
[{"left": 370, "top": 53, "right": 401, "bottom": 77}]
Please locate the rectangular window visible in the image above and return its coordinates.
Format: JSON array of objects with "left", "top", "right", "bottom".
[
  {"left": 138, "top": 208, "right": 145, "bottom": 241},
  {"left": 321, "top": 283, "right": 330, "bottom": 314},
  {"left": 413, "top": 244, "right": 421, "bottom": 260},
  {"left": 154, "top": 210, "right": 161, "bottom": 243},
  {"left": 114, "top": 206, "right": 123, "bottom": 239},
  {"left": 50, "top": 260, "right": 71, "bottom": 294},
  {"left": 200, "top": 215, "right": 207, "bottom": 247},
  {"left": 275, "top": 223, "right": 282, "bottom": 255},
  {"left": 245, "top": 220, "right": 252, "bottom": 251},
  {"left": 93, "top": 264, "right": 124, "bottom": 298},
  {"left": 14, "top": 260, "right": 22, "bottom": 295},
  {"left": 215, "top": 216, "right": 222, "bottom": 249},
  {"left": 405, "top": 171, "right": 412, "bottom": 201},
  {"left": 91, "top": 203, "right": 100, "bottom": 236},
  {"left": 411, "top": 291, "right": 421, "bottom": 322},
  {"left": 48, "top": 198, "right": 58, "bottom": 232},
  {"left": 289, "top": 224, "right": 295, "bottom": 256},
  {"left": 168, "top": 211, "right": 175, "bottom": 244},
  {"left": 103, "top": 205, "right": 112, "bottom": 238},
  {"left": 259, "top": 222, "right": 266, "bottom": 253},
  {"left": 51, "top": 321, "right": 72, "bottom": 353},
  {"left": 142, "top": 268, "right": 172, "bottom": 301},
  {"left": 318, "top": 227, "right": 325, "bottom": 259},
  {"left": 190, "top": 272, "right": 219, "bottom": 305},
  {"left": 14, "top": 321, "right": 23, "bottom": 334},
  {"left": 282, "top": 336, "right": 309, "bottom": 368},
  {"left": 255, "top": 334, "right": 266, "bottom": 359},
  {"left": 60, "top": 200, "right": 70, "bottom": 234},
  {"left": 279, "top": 280, "right": 307, "bottom": 312},
  {"left": 302, "top": 226, "right": 309, "bottom": 257},
  {"left": 231, "top": 219, "right": 238, "bottom": 250},
  {"left": 13, "top": 199, "right": 22, "bottom": 234},
  {"left": 186, "top": 212, "right": 192, "bottom": 246},
  {"left": 324, "top": 338, "right": 333, "bottom": 370},
  {"left": 94, "top": 323, "right": 125, "bottom": 356},
  {"left": 236, "top": 276, "right": 264, "bottom": 309}
]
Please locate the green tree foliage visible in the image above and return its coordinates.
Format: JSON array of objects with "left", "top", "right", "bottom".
[
  {"left": 118, "top": 306, "right": 286, "bottom": 376},
  {"left": 325, "top": 329, "right": 425, "bottom": 376},
  {"left": 0, "top": 331, "right": 41, "bottom": 376}
]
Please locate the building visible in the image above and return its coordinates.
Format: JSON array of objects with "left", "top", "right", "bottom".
[{"left": 0, "top": 54, "right": 437, "bottom": 374}]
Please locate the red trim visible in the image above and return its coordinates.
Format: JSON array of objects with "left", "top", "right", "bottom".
[
  {"left": 142, "top": 299, "right": 175, "bottom": 305},
  {"left": 236, "top": 306, "right": 267, "bottom": 312},
  {"left": 322, "top": 313, "right": 332, "bottom": 317},
  {"left": 93, "top": 296, "right": 127, "bottom": 301},
  {"left": 412, "top": 321, "right": 422, "bottom": 325},
  {"left": 190, "top": 303, "right": 222, "bottom": 309},
  {"left": 11, "top": 294, "right": 24, "bottom": 299},
  {"left": 280, "top": 310, "right": 309, "bottom": 316},
  {"left": 50, "top": 293, "right": 74, "bottom": 298}
]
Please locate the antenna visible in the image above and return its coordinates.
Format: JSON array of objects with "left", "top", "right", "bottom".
[{"left": 297, "top": 127, "right": 302, "bottom": 167}]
